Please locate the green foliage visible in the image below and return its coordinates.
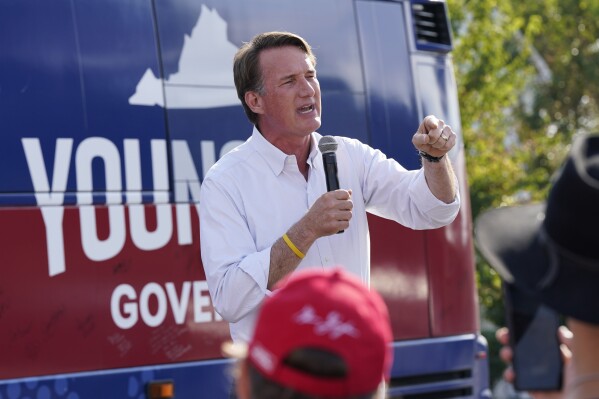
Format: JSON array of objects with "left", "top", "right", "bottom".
[
  {"left": 447, "top": 0, "right": 599, "bottom": 387},
  {"left": 512, "top": 0, "right": 599, "bottom": 139}
]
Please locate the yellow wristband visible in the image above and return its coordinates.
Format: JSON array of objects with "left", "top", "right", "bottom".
[{"left": 282, "top": 233, "right": 305, "bottom": 259}]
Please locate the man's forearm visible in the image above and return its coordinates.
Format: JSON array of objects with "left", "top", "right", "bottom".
[
  {"left": 268, "top": 222, "right": 317, "bottom": 289},
  {"left": 422, "top": 157, "right": 457, "bottom": 204}
]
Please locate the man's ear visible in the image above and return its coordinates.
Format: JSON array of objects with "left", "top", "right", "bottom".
[
  {"left": 244, "top": 91, "right": 264, "bottom": 115},
  {"left": 236, "top": 360, "right": 251, "bottom": 399}
]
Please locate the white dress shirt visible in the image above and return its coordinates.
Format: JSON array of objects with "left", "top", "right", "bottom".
[{"left": 199, "top": 127, "right": 460, "bottom": 342}]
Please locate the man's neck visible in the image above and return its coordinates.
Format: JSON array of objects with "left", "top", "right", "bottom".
[{"left": 257, "top": 125, "right": 312, "bottom": 179}]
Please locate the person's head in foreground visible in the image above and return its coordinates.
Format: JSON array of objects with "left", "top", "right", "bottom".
[
  {"left": 224, "top": 268, "right": 393, "bottom": 399},
  {"left": 475, "top": 134, "right": 599, "bottom": 396}
]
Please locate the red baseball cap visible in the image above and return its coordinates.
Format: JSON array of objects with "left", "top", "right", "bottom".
[{"left": 243, "top": 267, "right": 393, "bottom": 397}]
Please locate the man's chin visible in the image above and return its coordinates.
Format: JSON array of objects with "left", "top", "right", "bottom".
[{"left": 310, "top": 117, "right": 322, "bottom": 131}]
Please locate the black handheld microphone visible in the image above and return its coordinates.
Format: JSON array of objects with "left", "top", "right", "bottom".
[
  {"left": 318, "top": 136, "right": 343, "bottom": 233},
  {"left": 318, "top": 136, "right": 340, "bottom": 191}
]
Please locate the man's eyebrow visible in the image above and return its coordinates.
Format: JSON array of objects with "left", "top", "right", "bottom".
[
  {"left": 276, "top": 72, "right": 300, "bottom": 84},
  {"left": 277, "top": 68, "right": 316, "bottom": 84},
  {"left": 280, "top": 73, "right": 297, "bottom": 81}
]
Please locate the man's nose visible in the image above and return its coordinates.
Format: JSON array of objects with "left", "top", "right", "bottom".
[{"left": 298, "top": 78, "right": 316, "bottom": 97}]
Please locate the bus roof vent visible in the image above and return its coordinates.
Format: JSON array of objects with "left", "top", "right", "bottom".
[{"left": 411, "top": 1, "right": 453, "bottom": 52}]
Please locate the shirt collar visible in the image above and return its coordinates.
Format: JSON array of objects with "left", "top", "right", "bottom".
[
  {"left": 307, "top": 133, "right": 321, "bottom": 170},
  {"left": 249, "top": 127, "right": 322, "bottom": 176}
]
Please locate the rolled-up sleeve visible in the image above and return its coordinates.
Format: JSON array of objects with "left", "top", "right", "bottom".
[{"left": 407, "top": 169, "right": 461, "bottom": 228}]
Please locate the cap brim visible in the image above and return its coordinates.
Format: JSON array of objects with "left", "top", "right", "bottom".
[
  {"left": 475, "top": 203, "right": 599, "bottom": 324},
  {"left": 474, "top": 203, "right": 549, "bottom": 293}
]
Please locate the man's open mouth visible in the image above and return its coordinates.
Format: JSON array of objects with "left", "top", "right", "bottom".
[{"left": 298, "top": 104, "right": 314, "bottom": 114}]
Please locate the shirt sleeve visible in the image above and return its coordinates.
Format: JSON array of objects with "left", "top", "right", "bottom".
[
  {"left": 199, "top": 176, "right": 271, "bottom": 323},
  {"left": 406, "top": 169, "right": 461, "bottom": 228},
  {"left": 344, "top": 138, "right": 460, "bottom": 229}
]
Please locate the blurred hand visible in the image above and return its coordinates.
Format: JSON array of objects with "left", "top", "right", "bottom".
[{"left": 496, "top": 326, "right": 574, "bottom": 399}]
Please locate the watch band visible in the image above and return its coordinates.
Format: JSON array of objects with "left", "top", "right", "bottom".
[{"left": 418, "top": 150, "right": 445, "bottom": 163}]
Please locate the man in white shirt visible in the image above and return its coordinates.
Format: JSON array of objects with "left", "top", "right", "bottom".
[{"left": 199, "top": 31, "right": 460, "bottom": 343}]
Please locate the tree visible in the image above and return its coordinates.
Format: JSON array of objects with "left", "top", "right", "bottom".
[{"left": 513, "top": 0, "right": 599, "bottom": 142}]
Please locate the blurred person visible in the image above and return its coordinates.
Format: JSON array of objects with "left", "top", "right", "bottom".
[
  {"left": 475, "top": 134, "right": 599, "bottom": 399},
  {"left": 200, "top": 30, "right": 460, "bottom": 343},
  {"left": 223, "top": 267, "right": 393, "bottom": 399}
]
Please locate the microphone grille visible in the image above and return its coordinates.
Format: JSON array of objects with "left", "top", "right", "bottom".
[{"left": 318, "top": 136, "right": 338, "bottom": 154}]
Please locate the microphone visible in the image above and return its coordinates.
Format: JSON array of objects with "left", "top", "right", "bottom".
[
  {"left": 318, "top": 136, "right": 343, "bottom": 233},
  {"left": 318, "top": 136, "right": 340, "bottom": 191}
]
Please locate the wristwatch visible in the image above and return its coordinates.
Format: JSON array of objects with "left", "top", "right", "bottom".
[{"left": 418, "top": 150, "right": 445, "bottom": 163}]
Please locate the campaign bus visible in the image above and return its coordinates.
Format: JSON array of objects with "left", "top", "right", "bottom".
[{"left": 0, "top": 0, "right": 490, "bottom": 397}]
